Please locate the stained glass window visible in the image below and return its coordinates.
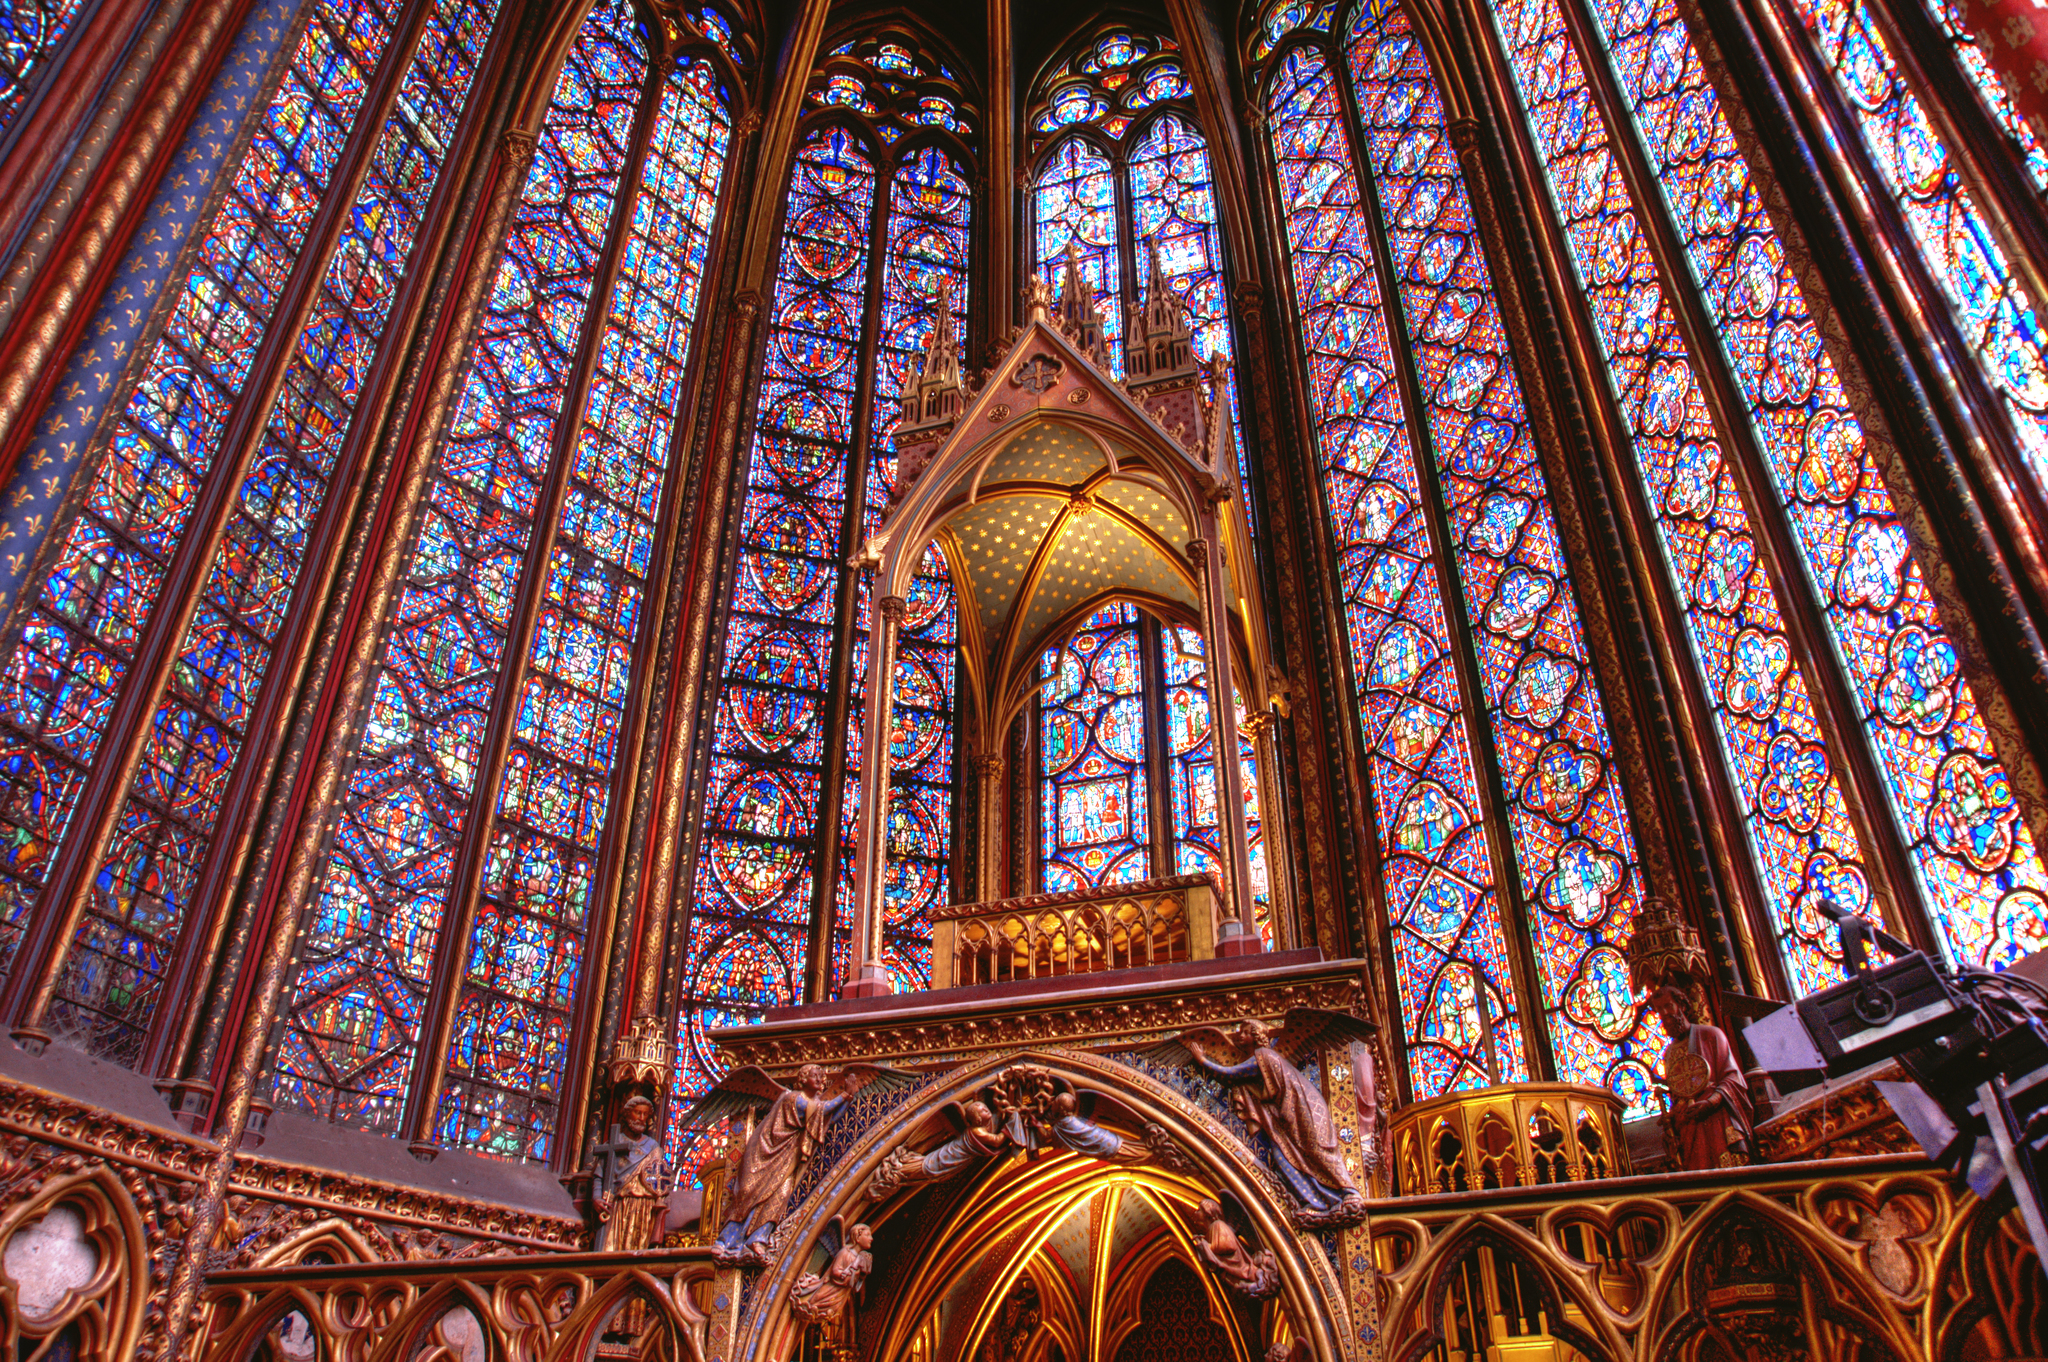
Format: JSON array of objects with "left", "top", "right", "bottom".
[
  {"left": 1161, "top": 626, "right": 1270, "bottom": 944},
  {"left": 1027, "top": 32, "right": 1248, "bottom": 512},
  {"left": 677, "top": 129, "right": 872, "bottom": 1116},
  {"left": 1490, "top": 0, "right": 1867, "bottom": 996},
  {"left": 433, "top": 56, "right": 734, "bottom": 1161},
  {"left": 0, "top": 0, "right": 90, "bottom": 137},
  {"left": 1926, "top": 1, "right": 2048, "bottom": 196},
  {"left": 1040, "top": 604, "right": 1151, "bottom": 891},
  {"left": 1784, "top": 0, "right": 2048, "bottom": 497},
  {"left": 1128, "top": 115, "right": 1249, "bottom": 506},
  {"left": 1265, "top": 44, "right": 1528, "bottom": 1096},
  {"left": 672, "top": 32, "right": 977, "bottom": 1173},
  {"left": 1344, "top": 2, "right": 1654, "bottom": 1104},
  {"left": 831, "top": 147, "right": 971, "bottom": 993},
  {"left": 278, "top": 0, "right": 734, "bottom": 1154},
  {"left": 0, "top": 0, "right": 502, "bottom": 1052},
  {"left": 1581, "top": 0, "right": 2048, "bottom": 971},
  {"left": 1033, "top": 138, "right": 1124, "bottom": 370}
]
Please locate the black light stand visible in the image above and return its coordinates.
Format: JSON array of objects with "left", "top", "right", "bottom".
[{"left": 1741, "top": 905, "right": 2048, "bottom": 1279}]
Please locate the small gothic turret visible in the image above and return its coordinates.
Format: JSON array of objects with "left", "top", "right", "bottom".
[
  {"left": 1054, "top": 239, "right": 1108, "bottom": 367},
  {"left": 1124, "top": 240, "right": 1196, "bottom": 386},
  {"left": 891, "top": 297, "right": 966, "bottom": 497},
  {"left": 1123, "top": 240, "right": 1207, "bottom": 457}
]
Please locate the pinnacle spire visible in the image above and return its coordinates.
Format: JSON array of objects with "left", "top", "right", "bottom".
[{"left": 1053, "top": 239, "right": 1108, "bottom": 365}]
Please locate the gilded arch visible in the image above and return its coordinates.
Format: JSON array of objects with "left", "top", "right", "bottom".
[{"left": 728, "top": 1047, "right": 1353, "bottom": 1362}]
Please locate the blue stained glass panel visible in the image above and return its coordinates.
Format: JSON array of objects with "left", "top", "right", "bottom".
[
  {"left": 1266, "top": 43, "right": 1528, "bottom": 1096},
  {"left": 46, "top": 0, "right": 505, "bottom": 1066},
  {"left": 1346, "top": 2, "right": 1655, "bottom": 1107},
  {"left": 278, "top": 0, "right": 646, "bottom": 1136},
  {"left": 1587, "top": 0, "right": 2048, "bottom": 972}
]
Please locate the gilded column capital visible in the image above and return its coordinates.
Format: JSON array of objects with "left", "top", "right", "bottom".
[
  {"left": 974, "top": 753, "right": 1006, "bottom": 780},
  {"left": 501, "top": 127, "right": 540, "bottom": 166},
  {"left": 878, "top": 594, "right": 908, "bottom": 625}
]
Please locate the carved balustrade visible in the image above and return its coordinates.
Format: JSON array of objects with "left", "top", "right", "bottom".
[
  {"left": 1388, "top": 1083, "right": 1629, "bottom": 1195},
  {"left": 929, "top": 874, "right": 1218, "bottom": 989},
  {"left": 199, "top": 1247, "right": 724, "bottom": 1362}
]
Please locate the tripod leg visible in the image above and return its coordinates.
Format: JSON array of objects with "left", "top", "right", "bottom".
[{"left": 1977, "top": 1079, "right": 2048, "bottom": 1280}]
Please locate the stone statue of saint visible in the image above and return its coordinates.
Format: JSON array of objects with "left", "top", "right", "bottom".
[
  {"left": 672, "top": 1061, "right": 912, "bottom": 1267},
  {"left": 596, "top": 1095, "right": 667, "bottom": 1252},
  {"left": 1651, "top": 985, "right": 1754, "bottom": 1170},
  {"left": 1182, "top": 1018, "right": 1367, "bottom": 1223}
]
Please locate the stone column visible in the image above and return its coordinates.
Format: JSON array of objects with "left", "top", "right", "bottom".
[
  {"left": 1191, "top": 518, "right": 1259, "bottom": 955},
  {"left": 844, "top": 592, "right": 907, "bottom": 995}
]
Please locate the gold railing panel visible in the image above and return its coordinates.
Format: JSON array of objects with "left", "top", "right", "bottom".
[
  {"left": 1388, "top": 1083, "right": 1629, "bottom": 1195},
  {"left": 930, "top": 874, "right": 1216, "bottom": 988}
]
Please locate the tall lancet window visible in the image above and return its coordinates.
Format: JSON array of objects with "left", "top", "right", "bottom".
[
  {"left": 1481, "top": 0, "right": 2048, "bottom": 989},
  {"left": 675, "top": 31, "right": 973, "bottom": 1159},
  {"left": 0, "top": 0, "right": 510, "bottom": 1066},
  {"left": 1027, "top": 27, "right": 1251, "bottom": 507},
  {"left": 1035, "top": 604, "right": 1269, "bottom": 936},
  {"left": 1781, "top": 1, "right": 2048, "bottom": 494},
  {"left": 1261, "top": 1, "right": 1654, "bottom": 1106},
  {"left": 274, "top": 0, "right": 739, "bottom": 1160}
]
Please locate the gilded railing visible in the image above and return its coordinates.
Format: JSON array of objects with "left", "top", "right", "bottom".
[
  {"left": 928, "top": 874, "right": 1218, "bottom": 988},
  {"left": 1387, "top": 1083, "right": 1629, "bottom": 1195},
  {"left": 200, "top": 1247, "right": 723, "bottom": 1362}
]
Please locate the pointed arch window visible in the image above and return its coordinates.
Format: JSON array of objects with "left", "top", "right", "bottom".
[
  {"left": 675, "top": 31, "right": 974, "bottom": 1158},
  {"left": 270, "top": 0, "right": 740, "bottom": 1160},
  {"left": 1261, "top": 2, "right": 1653, "bottom": 1106},
  {"left": 0, "top": 0, "right": 512, "bottom": 1069},
  {"left": 1033, "top": 603, "right": 1269, "bottom": 923},
  {"left": 1026, "top": 28, "right": 1250, "bottom": 509},
  {"left": 1480, "top": 0, "right": 2048, "bottom": 993}
]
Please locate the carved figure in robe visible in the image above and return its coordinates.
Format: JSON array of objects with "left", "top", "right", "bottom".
[
  {"left": 1154, "top": 1010, "right": 1374, "bottom": 1225},
  {"left": 596, "top": 1095, "right": 668, "bottom": 1251},
  {"left": 791, "top": 1220, "right": 873, "bottom": 1327},
  {"left": 1651, "top": 986, "right": 1754, "bottom": 1170},
  {"left": 869, "top": 1099, "right": 1011, "bottom": 1197},
  {"left": 672, "top": 1061, "right": 914, "bottom": 1267},
  {"left": 1192, "top": 1198, "right": 1280, "bottom": 1298},
  {"left": 995, "top": 1068, "right": 1152, "bottom": 1163}
]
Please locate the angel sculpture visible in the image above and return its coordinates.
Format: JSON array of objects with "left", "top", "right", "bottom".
[
  {"left": 791, "top": 1219, "right": 874, "bottom": 1327},
  {"left": 870, "top": 1099, "right": 1012, "bottom": 1198},
  {"left": 994, "top": 1067, "right": 1152, "bottom": 1163},
  {"left": 1149, "top": 1010, "right": 1375, "bottom": 1227},
  {"left": 674, "top": 1061, "right": 915, "bottom": 1267},
  {"left": 1193, "top": 1198, "right": 1280, "bottom": 1298}
]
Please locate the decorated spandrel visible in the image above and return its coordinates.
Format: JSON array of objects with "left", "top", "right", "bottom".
[
  {"left": 1347, "top": 2, "right": 1656, "bottom": 1108},
  {"left": 1266, "top": 44, "right": 1528, "bottom": 1096},
  {"left": 276, "top": 0, "right": 645, "bottom": 1136},
  {"left": 831, "top": 146, "right": 970, "bottom": 995},
  {"left": 1489, "top": 0, "right": 1865, "bottom": 996},
  {"left": 42, "top": 0, "right": 505, "bottom": 1065},
  {"left": 1033, "top": 138, "right": 1124, "bottom": 373},
  {"left": 1787, "top": 0, "right": 2048, "bottom": 498},
  {"left": 671, "top": 129, "right": 877, "bottom": 1141},
  {"left": 432, "top": 57, "right": 733, "bottom": 1161},
  {"left": 1161, "top": 626, "right": 1270, "bottom": 945},
  {"left": 1587, "top": 0, "right": 2048, "bottom": 969},
  {"left": 1040, "top": 604, "right": 1151, "bottom": 892},
  {"left": 1128, "top": 116, "right": 1250, "bottom": 513},
  {"left": 0, "top": 0, "right": 90, "bottom": 137},
  {"left": 0, "top": 0, "right": 477, "bottom": 1023}
]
